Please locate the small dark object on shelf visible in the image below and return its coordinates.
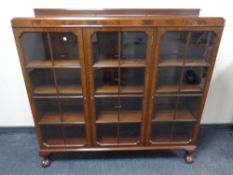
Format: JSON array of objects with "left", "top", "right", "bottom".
[{"left": 185, "top": 70, "right": 200, "bottom": 84}]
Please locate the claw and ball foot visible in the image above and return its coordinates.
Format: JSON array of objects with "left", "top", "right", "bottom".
[
  {"left": 42, "top": 157, "right": 51, "bottom": 168},
  {"left": 185, "top": 150, "right": 195, "bottom": 164}
]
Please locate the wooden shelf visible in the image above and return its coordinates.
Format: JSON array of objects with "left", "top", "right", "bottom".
[
  {"left": 54, "top": 60, "right": 80, "bottom": 68},
  {"left": 39, "top": 112, "right": 85, "bottom": 124},
  {"left": 118, "top": 137, "right": 139, "bottom": 144},
  {"left": 185, "top": 59, "right": 210, "bottom": 67},
  {"left": 120, "top": 86, "right": 144, "bottom": 94},
  {"left": 27, "top": 59, "right": 80, "bottom": 68},
  {"left": 180, "top": 84, "right": 202, "bottom": 93},
  {"left": 93, "top": 59, "right": 119, "bottom": 68},
  {"left": 98, "top": 137, "right": 118, "bottom": 145},
  {"left": 65, "top": 138, "right": 86, "bottom": 145},
  {"left": 158, "top": 59, "right": 183, "bottom": 67},
  {"left": 93, "top": 59, "right": 145, "bottom": 68},
  {"left": 95, "top": 85, "right": 118, "bottom": 94},
  {"left": 39, "top": 112, "right": 61, "bottom": 124},
  {"left": 152, "top": 109, "right": 196, "bottom": 122},
  {"left": 59, "top": 85, "right": 82, "bottom": 94},
  {"left": 33, "top": 86, "right": 57, "bottom": 94},
  {"left": 27, "top": 60, "right": 52, "bottom": 68},
  {"left": 120, "top": 59, "right": 146, "bottom": 67},
  {"left": 95, "top": 85, "right": 144, "bottom": 94},
  {"left": 44, "top": 138, "right": 64, "bottom": 146},
  {"left": 156, "top": 85, "right": 179, "bottom": 93},
  {"left": 33, "top": 85, "right": 82, "bottom": 95},
  {"left": 96, "top": 111, "right": 141, "bottom": 123},
  {"left": 62, "top": 112, "right": 85, "bottom": 124}
]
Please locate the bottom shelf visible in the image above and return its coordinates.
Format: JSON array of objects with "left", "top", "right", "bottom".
[
  {"left": 43, "top": 138, "right": 86, "bottom": 147},
  {"left": 97, "top": 136, "right": 139, "bottom": 146}
]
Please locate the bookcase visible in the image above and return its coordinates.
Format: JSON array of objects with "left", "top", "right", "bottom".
[{"left": 12, "top": 9, "right": 224, "bottom": 167}]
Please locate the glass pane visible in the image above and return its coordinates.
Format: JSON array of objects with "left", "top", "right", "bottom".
[
  {"left": 187, "top": 32, "right": 215, "bottom": 64},
  {"left": 20, "top": 32, "right": 51, "bottom": 67},
  {"left": 151, "top": 123, "right": 172, "bottom": 143},
  {"left": 171, "top": 122, "right": 195, "bottom": 142},
  {"left": 122, "top": 32, "right": 147, "bottom": 59},
  {"left": 92, "top": 32, "right": 119, "bottom": 65},
  {"left": 159, "top": 32, "right": 187, "bottom": 66},
  {"left": 28, "top": 68, "right": 56, "bottom": 95},
  {"left": 176, "top": 96, "right": 201, "bottom": 121},
  {"left": 64, "top": 125, "right": 86, "bottom": 145},
  {"left": 97, "top": 124, "right": 118, "bottom": 145},
  {"left": 35, "top": 98, "right": 60, "bottom": 124},
  {"left": 156, "top": 67, "right": 181, "bottom": 93},
  {"left": 60, "top": 98, "right": 85, "bottom": 124},
  {"left": 95, "top": 97, "right": 119, "bottom": 123},
  {"left": 181, "top": 67, "right": 208, "bottom": 93},
  {"left": 94, "top": 68, "right": 119, "bottom": 94},
  {"left": 120, "top": 68, "right": 144, "bottom": 94},
  {"left": 41, "top": 125, "right": 64, "bottom": 146},
  {"left": 55, "top": 68, "right": 82, "bottom": 95},
  {"left": 120, "top": 97, "right": 142, "bottom": 122},
  {"left": 50, "top": 32, "right": 79, "bottom": 62},
  {"left": 153, "top": 96, "right": 177, "bottom": 122},
  {"left": 119, "top": 123, "right": 140, "bottom": 144}
]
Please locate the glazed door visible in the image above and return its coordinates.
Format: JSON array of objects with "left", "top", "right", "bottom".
[
  {"left": 16, "top": 28, "right": 91, "bottom": 147},
  {"left": 147, "top": 28, "right": 222, "bottom": 145},
  {"left": 85, "top": 28, "right": 153, "bottom": 146}
]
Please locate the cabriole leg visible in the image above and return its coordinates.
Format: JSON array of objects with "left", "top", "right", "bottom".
[
  {"left": 39, "top": 152, "right": 51, "bottom": 168},
  {"left": 184, "top": 149, "right": 195, "bottom": 164}
]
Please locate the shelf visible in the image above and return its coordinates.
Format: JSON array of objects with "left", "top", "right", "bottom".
[
  {"left": 93, "top": 59, "right": 119, "bottom": 68},
  {"left": 62, "top": 112, "right": 85, "bottom": 124},
  {"left": 54, "top": 60, "right": 80, "bottom": 68},
  {"left": 58, "top": 85, "right": 82, "bottom": 94},
  {"left": 95, "top": 85, "right": 118, "bottom": 94},
  {"left": 95, "top": 85, "right": 144, "bottom": 94},
  {"left": 33, "top": 85, "right": 82, "bottom": 95},
  {"left": 118, "top": 137, "right": 139, "bottom": 144},
  {"left": 98, "top": 137, "right": 118, "bottom": 145},
  {"left": 180, "top": 84, "right": 202, "bottom": 93},
  {"left": 33, "top": 86, "right": 57, "bottom": 94},
  {"left": 39, "top": 112, "right": 61, "bottom": 124},
  {"left": 152, "top": 109, "right": 196, "bottom": 122},
  {"left": 93, "top": 59, "right": 146, "bottom": 68},
  {"left": 65, "top": 138, "right": 86, "bottom": 145},
  {"left": 158, "top": 59, "right": 183, "bottom": 67},
  {"left": 27, "top": 60, "right": 52, "bottom": 68},
  {"left": 185, "top": 59, "right": 210, "bottom": 67},
  {"left": 44, "top": 138, "right": 64, "bottom": 146},
  {"left": 156, "top": 85, "right": 179, "bottom": 93},
  {"left": 120, "top": 86, "right": 144, "bottom": 94},
  {"left": 120, "top": 59, "right": 146, "bottom": 67},
  {"left": 27, "top": 59, "right": 80, "bottom": 68},
  {"left": 39, "top": 112, "right": 85, "bottom": 125},
  {"left": 96, "top": 111, "right": 141, "bottom": 123}
]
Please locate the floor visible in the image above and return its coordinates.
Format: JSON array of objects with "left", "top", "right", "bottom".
[{"left": 0, "top": 127, "right": 233, "bottom": 175}]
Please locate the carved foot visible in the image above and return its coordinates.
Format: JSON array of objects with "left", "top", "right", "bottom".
[
  {"left": 42, "top": 157, "right": 51, "bottom": 168},
  {"left": 185, "top": 150, "right": 195, "bottom": 164}
]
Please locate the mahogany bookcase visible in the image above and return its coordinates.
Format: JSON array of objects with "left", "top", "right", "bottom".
[{"left": 12, "top": 9, "right": 224, "bottom": 167}]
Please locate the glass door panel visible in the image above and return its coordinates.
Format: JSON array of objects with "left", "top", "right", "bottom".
[
  {"left": 35, "top": 98, "right": 61, "bottom": 124},
  {"left": 181, "top": 66, "right": 208, "bottom": 93},
  {"left": 21, "top": 32, "right": 51, "bottom": 67},
  {"left": 60, "top": 98, "right": 85, "bottom": 124},
  {"left": 94, "top": 68, "right": 119, "bottom": 94},
  {"left": 55, "top": 68, "right": 82, "bottom": 95},
  {"left": 28, "top": 68, "right": 56, "bottom": 95},
  {"left": 171, "top": 122, "right": 195, "bottom": 142},
  {"left": 152, "top": 96, "right": 177, "bottom": 122},
  {"left": 63, "top": 125, "right": 86, "bottom": 146},
  {"left": 151, "top": 123, "right": 172, "bottom": 143},
  {"left": 156, "top": 67, "right": 181, "bottom": 93},
  {"left": 187, "top": 32, "right": 215, "bottom": 65},
  {"left": 159, "top": 32, "right": 187, "bottom": 66},
  {"left": 50, "top": 32, "right": 80, "bottom": 66},
  {"left": 92, "top": 32, "right": 119, "bottom": 66},
  {"left": 41, "top": 125, "right": 64, "bottom": 146},
  {"left": 120, "top": 68, "right": 144, "bottom": 94}
]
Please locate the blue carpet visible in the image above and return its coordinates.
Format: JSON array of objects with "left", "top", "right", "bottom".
[{"left": 0, "top": 127, "right": 233, "bottom": 175}]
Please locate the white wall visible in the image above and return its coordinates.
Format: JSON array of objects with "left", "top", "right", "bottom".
[{"left": 0, "top": 0, "right": 232, "bottom": 126}]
